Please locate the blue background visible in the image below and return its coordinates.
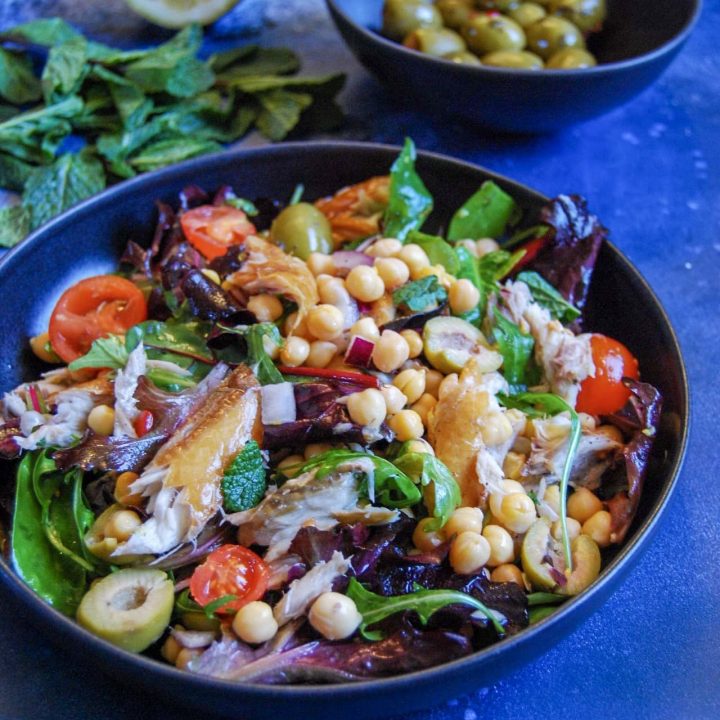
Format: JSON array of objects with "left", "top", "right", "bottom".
[{"left": 0, "top": 1, "right": 718, "bottom": 718}]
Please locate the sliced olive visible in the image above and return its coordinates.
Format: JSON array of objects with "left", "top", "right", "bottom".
[
  {"left": 270, "top": 202, "right": 334, "bottom": 260},
  {"left": 382, "top": 0, "right": 442, "bottom": 41},
  {"left": 508, "top": 2, "right": 547, "bottom": 28},
  {"left": 558, "top": 534, "right": 601, "bottom": 595},
  {"left": 423, "top": 316, "right": 487, "bottom": 374},
  {"left": 482, "top": 49, "right": 544, "bottom": 69},
  {"left": 462, "top": 14, "right": 527, "bottom": 55},
  {"left": 548, "top": 0, "right": 606, "bottom": 33},
  {"left": 546, "top": 46, "right": 597, "bottom": 69},
  {"left": 520, "top": 519, "right": 558, "bottom": 590},
  {"left": 404, "top": 27, "right": 467, "bottom": 57},
  {"left": 85, "top": 503, "right": 145, "bottom": 564},
  {"left": 76, "top": 568, "right": 174, "bottom": 653},
  {"left": 443, "top": 50, "right": 483, "bottom": 66},
  {"left": 525, "top": 16, "right": 585, "bottom": 60}
]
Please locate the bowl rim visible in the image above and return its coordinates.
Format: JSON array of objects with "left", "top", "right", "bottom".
[
  {"left": 0, "top": 140, "right": 690, "bottom": 701},
  {"left": 325, "top": 0, "right": 703, "bottom": 78}
]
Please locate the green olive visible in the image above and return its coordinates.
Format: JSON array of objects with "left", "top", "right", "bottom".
[
  {"left": 482, "top": 49, "right": 544, "bottom": 69},
  {"left": 546, "top": 46, "right": 597, "bottom": 68},
  {"left": 404, "top": 27, "right": 467, "bottom": 56},
  {"left": 462, "top": 13, "right": 526, "bottom": 55},
  {"left": 521, "top": 520, "right": 557, "bottom": 590},
  {"left": 549, "top": 0, "right": 606, "bottom": 33},
  {"left": 558, "top": 534, "right": 602, "bottom": 596},
  {"left": 382, "top": 0, "right": 442, "bottom": 41},
  {"left": 423, "top": 316, "right": 487, "bottom": 374},
  {"left": 525, "top": 16, "right": 585, "bottom": 60},
  {"left": 508, "top": 2, "right": 547, "bottom": 28},
  {"left": 435, "top": 0, "right": 474, "bottom": 30},
  {"left": 443, "top": 50, "right": 483, "bottom": 66},
  {"left": 270, "top": 203, "right": 333, "bottom": 260},
  {"left": 476, "top": 0, "right": 521, "bottom": 11}
]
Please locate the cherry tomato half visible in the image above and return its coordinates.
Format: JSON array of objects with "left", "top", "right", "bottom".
[
  {"left": 133, "top": 410, "right": 154, "bottom": 437},
  {"left": 49, "top": 275, "right": 147, "bottom": 363},
  {"left": 189, "top": 545, "right": 269, "bottom": 613},
  {"left": 576, "top": 334, "right": 640, "bottom": 416},
  {"left": 180, "top": 205, "right": 256, "bottom": 260}
]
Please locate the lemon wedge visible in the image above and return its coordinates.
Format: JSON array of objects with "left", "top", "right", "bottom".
[{"left": 125, "top": 0, "right": 242, "bottom": 28}]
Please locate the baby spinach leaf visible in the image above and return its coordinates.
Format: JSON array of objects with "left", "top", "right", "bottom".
[
  {"left": 68, "top": 334, "right": 128, "bottom": 371},
  {"left": 406, "top": 230, "right": 459, "bottom": 275},
  {"left": 222, "top": 440, "right": 267, "bottom": 512},
  {"left": 383, "top": 138, "right": 433, "bottom": 242},
  {"left": 516, "top": 270, "right": 581, "bottom": 324},
  {"left": 0, "top": 48, "right": 41, "bottom": 104},
  {"left": 0, "top": 205, "right": 30, "bottom": 248},
  {"left": 448, "top": 181, "right": 517, "bottom": 242},
  {"left": 492, "top": 309, "right": 537, "bottom": 392},
  {"left": 476, "top": 248, "right": 526, "bottom": 318},
  {"left": 126, "top": 320, "right": 214, "bottom": 364},
  {"left": 346, "top": 578, "right": 505, "bottom": 641},
  {"left": 392, "top": 275, "right": 448, "bottom": 313},
  {"left": 216, "top": 322, "right": 284, "bottom": 385},
  {"left": 454, "top": 244, "right": 482, "bottom": 326}
]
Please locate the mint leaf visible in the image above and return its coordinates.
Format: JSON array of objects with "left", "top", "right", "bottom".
[
  {"left": 68, "top": 334, "right": 128, "bottom": 371},
  {"left": 492, "top": 309, "right": 537, "bottom": 391},
  {"left": 256, "top": 89, "right": 313, "bottom": 141},
  {"left": 392, "top": 275, "right": 448, "bottom": 313},
  {"left": 406, "top": 230, "right": 459, "bottom": 275},
  {"left": 516, "top": 270, "right": 581, "bottom": 324},
  {"left": 0, "top": 205, "right": 30, "bottom": 248},
  {"left": 0, "top": 152, "right": 34, "bottom": 191},
  {"left": 222, "top": 440, "right": 266, "bottom": 513},
  {"left": 383, "top": 138, "right": 433, "bottom": 242},
  {"left": 0, "top": 18, "right": 81, "bottom": 46},
  {"left": 42, "top": 37, "right": 89, "bottom": 102},
  {"left": 0, "top": 48, "right": 41, "bottom": 104},
  {"left": 129, "top": 136, "right": 222, "bottom": 173},
  {"left": 448, "top": 181, "right": 517, "bottom": 241},
  {"left": 454, "top": 244, "right": 483, "bottom": 326}
]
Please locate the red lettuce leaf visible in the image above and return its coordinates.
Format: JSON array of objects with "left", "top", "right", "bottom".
[{"left": 0, "top": 419, "right": 21, "bottom": 459}]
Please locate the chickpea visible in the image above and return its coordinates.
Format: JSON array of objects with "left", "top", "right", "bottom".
[
  {"left": 345, "top": 265, "right": 386, "bottom": 303},
  {"left": 103, "top": 509, "right": 142, "bottom": 542},
  {"left": 488, "top": 479, "right": 526, "bottom": 517},
  {"left": 232, "top": 601, "right": 278, "bottom": 644},
  {"left": 304, "top": 443, "right": 333, "bottom": 459},
  {"left": 496, "top": 493, "right": 537, "bottom": 534},
  {"left": 411, "top": 393, "right": 437, "bottom": 426},
  {"left": 374, "top": 257, "right": 410, "bottom": 290},
  {"left": 567, "top": 487, "right": 603, "bottom": 524},
  {"left": 400, "top": 329, "right": 423, "bottom": 358},
  {"left": 388, "top": 409, "right": 424, "bottom": 441},
  {"left": 481, "top": 412, "right": 514, "bottom": 446},
  {"left": 114, "top": 471, "right": 142, "bottom": 507},
  {"left": 424, "top": 369, "right": 443, "bottom": 398},
  {"left": 412, "top": 517, "right": 446, "bottom": 552},
  {"left": 403, "top": 438, "right": 435, "bottom": 456},
  {"left": 284, "top": 311, "right": 310, "bottom": 339},
  {"left": 306, "top": 340, "right": 337, "bottom": 368},
  {"left": 306, "top": 252, "right": 335, "bottom": 277},
  {"left": 279, "top": 336, "right": 310, "bottom": 367},
  {"left": 175, "top": 647, "right": 203, "bottom": 670},
  {"left": 161, "top": 633, "right": 181, "bottom": 664},
  {"left": 393, "top": 368, "right": 426, "bottom": 405},
  {"left": 455, "top": 239, "right": 479, "bottom": 258},
  {"left": 308, "top": 592, "right": 362, "bottom": 640},
  {"left": 543, "top": 484, "right": 561, "bottom": 515},
  {"left": 350, "top": 316, "right": 380, "bottom": 342},
  {"left": 277, "top": 454, "right": 305, "bottom": 477},
  {"left": 450, "top": 531, "right": 491, "bottom": 574},
  {"left": 367, "top": 238, "right": 402, "bottom": 257},
  {"left": 449, "top": 279, "right": 481, "bottom": 314},
  {"left": 551, "top": 517, "right": 581, "bottom": 542},
  {"left": 372, "top": 330, "right": 410, "bottom": 372},
  {"left": 445, "top": 507, "right": 484, "bottom": 537},
  {"left": 29, "top": 332, "right": 59, "bottom": 363},
  {"left": 262, "top": 335, "right": 280, "bottom": 361},
  {"left": 247, "top": 294, "right": 284, "bottom": 323},
  {"left": 398, "top": 243, "right": 431, "bottom": 277},
  {"left": 438, "top": 373, "right": 459, "bottom": 400},
  {"left": 317, "top": 275, "right": 347, "bottom": 305},
  {"left": 415, "top": 265, "right": 452, "bottom": 289},
  {"left": 475, "top": 238, "right": 500, "bottom": 257},
  {"left": 503, "top": 451, "right": 526, "bottom": 481},
  {"left": 380, "top": 384, "right": 406, "bottom": 414},
  {"left": 482, "top": 524, "right": 515, "bottom": 567},
  {"left": 346, "top": 388, "right": 387, "bottom": 428},
  {"left": 490, "top": 564, "right": 525, "bottom": 587},
  {"left": 582, "top": 510, "right": 612, "bottom": 548},
  {"left": 307, "top": 304, "right": 344, "bottom": 341},
  {"left": 87, "top": 404, "right": 115, "bottom": 436}
]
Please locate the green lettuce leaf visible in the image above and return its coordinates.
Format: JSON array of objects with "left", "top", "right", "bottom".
[
  {"left": 448, "top": 181, "right": 517, "bottom": 241},
  {"left": 406, "top": 230, "right": 459, "bottom": 275},
  {"left": 492, "top": 309, "right": 537, "bottom": 392}
]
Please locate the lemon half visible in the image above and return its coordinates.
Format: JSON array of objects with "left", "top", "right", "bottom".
[{"left": 125, "top": 0, "right": 242, "bottom": 28}]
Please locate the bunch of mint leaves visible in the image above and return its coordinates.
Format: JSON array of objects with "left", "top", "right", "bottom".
[{"left": 0, "top": 18, "right": 345, "bottom": 248}]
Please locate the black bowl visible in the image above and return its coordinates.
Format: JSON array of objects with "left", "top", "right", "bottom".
[
  {"left": 327, "top": 0, "right": 701, "bottom": 133},
  {"left": 0, "top": 142, "right": 688, "bottom": 719}
]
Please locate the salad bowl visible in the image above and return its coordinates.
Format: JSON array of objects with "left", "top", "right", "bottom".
[{"left": 0, "top": 142, "right": 688, "bottom": 719}]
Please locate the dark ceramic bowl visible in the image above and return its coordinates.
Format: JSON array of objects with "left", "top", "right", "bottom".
[
  {"left": 327, "top": 0, "right": 701, "bottom": 133},
  {"left": 0, "top": 143, "right": 688, "bottom": 719}
]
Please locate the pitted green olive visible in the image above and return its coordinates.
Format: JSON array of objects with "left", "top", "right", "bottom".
[
  {"left": 382, "top": 0, "right": 443, "bottom": 41},
  {"left": 521, "top": 519, "right": 558, "bottom": 590},
  {"left": 525, "top": 16, "right": 585, "bottom": 60},
  {"left": 404, "top": 27, "right": 467, "bottom": 56},
  {"left": 423, "top": 316, "right": 487, "bottom": 373},
  {"left": 476, "top": 0, "right": 521, "bottom": 11},
  {"left": 270, "top": 202, "right": 334, "bottom": 260},
  {"left": 443, "top": 50, "right": 483, "bottom": 66},
  {"left": 462, "top": 13, "right": 526, "bottom": 55},
  {"left": 549, "top": 0, "right": 606, "bottom": 33},
  {"left": 508, "top": 2, "right": 547, "bottom": 28},
  {"left": 435, "top": 0, "right": 474, "bottom": 29},
  {"left": 557, "top": 534, "right": 602, "bottom": 596},
  {"left": 546, "top": 46, "right": 597, "bottom": 69},
  {"left": 482, "top": 49, "right": 544, "bottom": 69}
]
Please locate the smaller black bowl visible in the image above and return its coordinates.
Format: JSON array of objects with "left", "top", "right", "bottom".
[{"left": 327, "top": 0, "right": 701, "bottom": 133}]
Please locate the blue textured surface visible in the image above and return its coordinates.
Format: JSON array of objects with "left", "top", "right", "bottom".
[{"left": 0, "top": 1, "right": 719, "bottom": 719}]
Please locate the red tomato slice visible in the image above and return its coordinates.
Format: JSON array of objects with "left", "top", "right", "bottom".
[
  {"left": 189, "top": 545, "right": 269, "bottom": 613},
  {"left": 576, "top": 334, "right": 640, "bottom": 416},
  {"left": 49, "top": 275, "right": 147, "bottom": 363},
  {"left": 180, "top": 205, "right": 256, "bottom": 260},
  {"left": 133, "top": 410, "right": 154, "bottom": 437}
]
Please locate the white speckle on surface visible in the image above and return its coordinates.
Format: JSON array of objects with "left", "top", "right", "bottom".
[
  {"left": 464, "top": 710, "right": 477, "bottom": 720},
  {"left": 685, "top": 262, "right": 693, "bottom": 270},
  {"left": 695, "top": 160, "right": 708, "bottom": 170},
  {"left": 687, "top": 200, "right": 700, "bottom": 211},
  {"left": 649, "top": 123, "right": 667, "bottom": 138},
  {"left": 713, "top": 244, "right": 720, "bottom": 252},
  {"left": 621, "top": 132, "right": 640, "bottom": 145}
]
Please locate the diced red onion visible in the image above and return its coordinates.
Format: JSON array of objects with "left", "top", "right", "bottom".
[
  {"left": 261, "top": 382, "right": 297, "bottom": 425},
  {"left": 331, "top": 251, "right": 374, "bottom": 276},
  {"left": 344, "top": 335, "right": 376, "bottom": 368}
]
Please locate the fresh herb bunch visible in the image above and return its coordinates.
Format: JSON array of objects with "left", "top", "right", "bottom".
[{"left": 0, "top": 19, "right": 345, "bottom": 247}]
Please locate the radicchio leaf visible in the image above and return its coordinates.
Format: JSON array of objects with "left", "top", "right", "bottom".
[
  {"left": 0, "top": 419, "right": 21, "bottom": 459},
  {"left": 53, "top": 432, "right": 168, "bottom": 473}
]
